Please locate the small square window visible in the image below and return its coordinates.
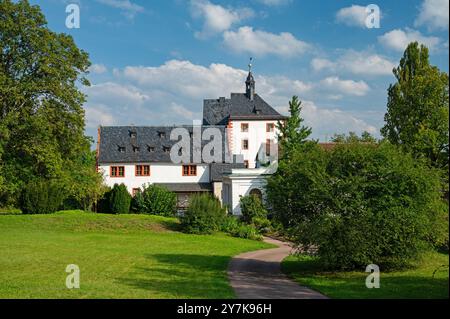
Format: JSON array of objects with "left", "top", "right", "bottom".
[
  {"left": 111, "top": 166, "right": 125, "bottom": 177},
  {"left": 135, "top": 165, "right": 150, "bottom": 176},
  {"left": 132, "top": 188, "right": 141, "bottom": 197},
  {"left": 182, "top": 165, "right": 197, "bottom": 176},
  {"left": 266, "top": 139, "right": 271, "bottom": 156},
  {"left": 241, "top": 123, "right": 249, "bottom": 132},
  {"left": 242, "top": 139, "right": 249, "bottom": 150},
  {"left": 266, "top": 123, "right": 275, "bottom": 132}
]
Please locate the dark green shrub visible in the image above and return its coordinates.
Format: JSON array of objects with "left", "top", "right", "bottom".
[
  {"left": 240, "top": 195, "right": 268, "bottom": 224},
  {"left": 251, "top": 217, "right": 272, "bottom": 234},
  {"left": 220, "top": 216, "right": 241, "bottom": 234},
  {"left": 230, "top": 223, "right": 262, "bottom": 241},
  {"left": 109, "top": 184, "right": 131, "bottom": 214},
  {"left": 131, "top": 184, "right": 176, "bottom": 216},
  {"left": 19, "top": 179, "right": 66, "bottom": 214},
  {"left": 96, "top": 186, "right": 112, "bottom": 214},
  {"left": 267, "top": 142, "right": 448, "bottom": 270},
  {"left": 181, "top": 194, "right": 226, "bottom": 234}
]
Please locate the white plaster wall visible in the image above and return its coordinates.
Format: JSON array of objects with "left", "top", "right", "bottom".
[
  {"left": 230, "top": 120, "right": 278, "bottom": 168},
  {"left": 223, "top": 176, "right": 267, "bottom": 215},
  {"left": 99, "top": 163, "right": 210, "bottom": 192}
]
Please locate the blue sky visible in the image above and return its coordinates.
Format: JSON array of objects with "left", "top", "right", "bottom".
[{"left": 33, "top": 0, "right": 449, "bottom": 141}]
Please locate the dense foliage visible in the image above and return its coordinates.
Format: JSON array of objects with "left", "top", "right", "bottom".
[
  {"left": 276, "top": 95, "right": 313, "bottom": 160},
  {"left": 131, "top": 185, "right": 177, "bottom": 216},
  {"left": 181, "top": 194, "right": 226, "bottom": 234},
  {"left": 239, "top": 195, "right": 268, "bottom": 224},
  {"left": 19, "top": 179, "right": 66, "bottom": 214},
  {"left": 267, "top": 142, "right": 448, "bottom": 270},
  {"left": 109, "top": 184, "right": 131, "bottom": 214},
  {"left": 381, "top": 42, "right": 449, "bottom": 185},
  {"left": 0, "top": 0, "right": 103, "bottom": 209}
]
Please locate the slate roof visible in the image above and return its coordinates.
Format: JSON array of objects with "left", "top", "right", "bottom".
[
  {"left": 97, "top": 125, "right": 228, "bottom": 164},
  {"left": 203, "top": 93, "right": 286, "bottom": 125},
  {"left": 154, "top": 183, "right": 212, "bottom": 193},
  {"left": 210, "top": 162, "right": 246, "bottom": 182}
]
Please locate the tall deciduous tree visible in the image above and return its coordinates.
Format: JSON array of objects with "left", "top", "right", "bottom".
[
  {"left": 276, "top": 96, "right": 312, "bottom": 159},
  {"left": 0, "top": 0, "right": 99, "bottom": 207},
  {"left": 381, "top": 42, "right": 449, "bottom": 176}
]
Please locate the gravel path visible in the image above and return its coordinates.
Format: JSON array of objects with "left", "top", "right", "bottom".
[{"left": 228, "top": 237, "right": 328, "bottom": 299}]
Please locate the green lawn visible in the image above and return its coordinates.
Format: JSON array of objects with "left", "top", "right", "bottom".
[
  {"left": 282, "top": 252, "right": 449, "bottom": 299},
  {"left": 0, "top": 211, "right": 272, "bottom": 299}
]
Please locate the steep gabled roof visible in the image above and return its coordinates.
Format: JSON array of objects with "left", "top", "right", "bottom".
[{"left": 203, "top": 93, "right": 286, "bottom": 125}]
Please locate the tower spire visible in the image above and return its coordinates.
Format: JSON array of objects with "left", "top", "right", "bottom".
[{"left": 245, "top": 57, "right": 255, "bottom": 101}]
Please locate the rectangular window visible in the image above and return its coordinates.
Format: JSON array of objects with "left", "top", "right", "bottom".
[
  {"left": 135, "top": 165, "right": 150, "bottom": 176},
  {"left": 266, "top": 139, "right": 271, "bottom": 156},
  {"left": 244, "top": 160, "right": 249, "bottom": 169},
  {"left": 241, "top": 123, "right": 249, "bottom": 132},
  {"left": 242, "top": 139, "right": 249, "bottom": 150},
  {"left": 182, "top": 165, "right": 197, "bottom": 176},
  {"left": 110, "top": 166, "right": 125, "bottom": 177},
  {"left": 266, "top": 123, "right": 275, "bottom": 132}
]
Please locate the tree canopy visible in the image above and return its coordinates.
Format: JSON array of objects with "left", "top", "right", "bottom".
[
  {"left": 0, "top": 0, "right": 102, "bottom": 209},
  {"left": 381, "top": 42, "right": 449, "bottom": 176}
]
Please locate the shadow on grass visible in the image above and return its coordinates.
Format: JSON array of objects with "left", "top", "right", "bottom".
[
  {"left": 282, "top": 257, "right": 449, "bottom": 299},
  {"left": 116, "top": 254, "right": 234, "bottom": 299}
]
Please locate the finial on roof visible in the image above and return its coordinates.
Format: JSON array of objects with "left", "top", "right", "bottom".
[{"left": 245, "top": 57, "right": 255, "bottom": 101}]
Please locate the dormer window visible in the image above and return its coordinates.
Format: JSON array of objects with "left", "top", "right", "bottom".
[
  {"left": 148, "top": 146, "right": 155, "bottom": 152},
  {"left": 129, "top": 130, "right": 137, "bottom": 138},
  {"left": 163, "top": 146, "right": 171, "bottom": 153},
  {"left": 118, "top": 146, "right": 126, "bottom": 153},
  {"left": 158, "top": 131, "right": 166, "bottom": 138},
  {"left": 133, "top": 146, "right": 140, "bottom": 153}
]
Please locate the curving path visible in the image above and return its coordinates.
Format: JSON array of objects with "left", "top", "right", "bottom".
[{"left": 228, "top": 237, "right": 328, "bottom": 299}]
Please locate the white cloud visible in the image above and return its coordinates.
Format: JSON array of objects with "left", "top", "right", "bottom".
[
  {"left": 223, "top": 26, "right": 311, "bottom": 58},
  {"left": 84, "top": 60, "right": 377, "bottom": 140},
  {"left": 190, "top": 0, "right": 254, "bottom": 38},
  {"left": 89, "top": 64, "right": 108, "bottom": 74},
  {"left": 311, "top": 58, "right": 336, "bottom": 72},
  {"left": 256, "top": 0, "right": 292, "bottom": 6},
  {"left": 378, "top": 28, "right": 441, "bottom": 52},
  {"left": 85, "top": 104, "right": 115, "bottom": 129},
  {"left": 336, "top": 5, "right": 379, "bottom": 28},
  {"left": 320, "top": 77, "right": 370, "bottom": 96},
  {"left": 415, "top": 0, "right": 449, "bottom": 31},
  {"left": 95, "top": 0, "right": 144, "bottom": 19},
  {"left": 312, "top": 51, "right": 396, "bottom": 76},
  {"left": 276, "top": 100, "right": 377, "bottom": 138}
]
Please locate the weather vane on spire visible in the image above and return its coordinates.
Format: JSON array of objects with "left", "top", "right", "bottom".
[{"left": 248, "top": 57, "right": 253, "bottom": 72}]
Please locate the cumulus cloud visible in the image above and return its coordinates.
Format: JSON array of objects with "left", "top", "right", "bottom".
[
  {"left": 89, "top": 64, "right": 108, "bottom": 74},
  {"left": 223, "top": 26, "right": 311, "bottom": 58},
  {"left": 256, "top": 0, "right": 292, "bottom": 6},
  {"left": 311, "top": 51, "right": 396, "bottom": 76},
  {"left": 336, "top": 5, "right": 380, "bottom": 28},
  {"left": 320, "top": 77, "right": 370, "bottom": 96},
  {"left": 83, "top": 60, "right": 377, "bottom": 140},
  {"left": 190, "top": 0, "right": 254, "bottom": 38},
  {"left": 95, "top": 0, "right": 144, "bottom": 19},
  {"left": 378, "top": 28, "right": 441, "bottom": 52},
  {"left": 415, "top": 0, "right": 449, "bottom": 31}
]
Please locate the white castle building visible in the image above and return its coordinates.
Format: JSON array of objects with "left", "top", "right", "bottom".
[{"left": 96, "top": 65, "right": 286, "bottom": 215}]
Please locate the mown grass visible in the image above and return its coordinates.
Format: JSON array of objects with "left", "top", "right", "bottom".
[
  {"left": 0, "top": 211, "right": 272, "bottom": 299},
  {"left": 282, "top": 252, "right": 449, "bottom": 299}
]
